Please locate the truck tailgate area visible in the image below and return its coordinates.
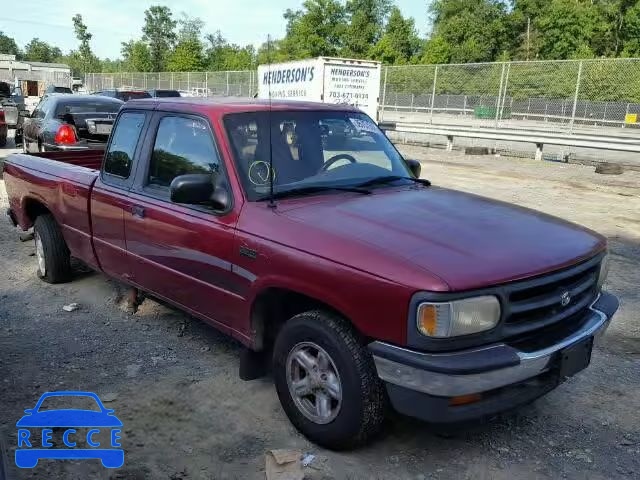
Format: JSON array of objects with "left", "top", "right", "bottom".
[{"left": 4, "top": 153, "right": 100, "bottom": 268}]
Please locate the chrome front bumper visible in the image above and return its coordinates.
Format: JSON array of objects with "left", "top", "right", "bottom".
[{"left": 370, "top": 292, "right": 618, "bottom": 398}]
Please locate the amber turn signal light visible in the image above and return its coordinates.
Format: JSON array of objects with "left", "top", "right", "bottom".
[{"left": 417, "top": 304, "right": 438, "bottom": 336}]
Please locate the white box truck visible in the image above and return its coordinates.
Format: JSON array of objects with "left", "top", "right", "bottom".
[{"left": 257, "top": 57, "right": 382, "bottom": 120}]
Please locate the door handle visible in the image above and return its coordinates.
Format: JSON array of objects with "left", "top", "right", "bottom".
[{"left": 131, "top": 205, "right": 145, "bottom": 218}]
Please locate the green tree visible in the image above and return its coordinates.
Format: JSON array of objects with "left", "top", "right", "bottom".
[
  {"left": 72, "top": 14, "right": 100, "bottom": 73},
  {"left": 620, "top": 2, "right": 640, "bottom": 56},
  {"left": 121, "top": 40, "right": 153, "bottom": 72},
  {"left": 342, "top": 0, "right": 391, "bottom": 57},
  {"left": 177, "top": 13, "right": 205, "bottom": 42},
  {"left": 256, "top": 38, "right": 292, "bottom": 64},
  {"left": 279, "top": 0, "right": 347, "bottom": 58},
  {"left": 371, "top": 7, "right": 421, "bottom": 64},
  {"left": 0, "top": 31, "right": 21, "bottom": 57},
  {"left": 535, "top": 0, "right": 600, "bottom": 59},
  {"left": 206, "top": 31, "right": 256, "bottom": 70},
  {"left": 142, "top": 5, "right": 177, "bottom": 71},
  {"left": 420, "top": 35, "right": 452, "bottom": 64},
  {"left": 24, "top": 38, "right": 62, "bottom": 63},
  {"left": 427, "top": 0, "right": 511, "bottom": 63},
  {"left": 167, "top": 39, "right": 204, "bottom": 71}
]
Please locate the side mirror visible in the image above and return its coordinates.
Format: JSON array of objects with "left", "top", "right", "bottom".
[
  {"left": 405, "top": 159, "right": 421, "bottom": 178},
  {"left": 170, "top": 174, "right": 230, "bottom": 210}
]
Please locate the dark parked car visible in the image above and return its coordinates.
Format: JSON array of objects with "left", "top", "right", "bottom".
[
  {"left": 21, "top": 94, "right": 123, "bottom": 152},
  {"left": 147, "top": 89, "right": 181, "bottom": 98},
  {"left": 92, "top": 89, "right": 151, "bottom": 101},
  {"left": 4, "top": 98, "right": 618, "bottom": 449},
  {"left": 0, "top": 81, "right": 28, "bottom": 146},
  {"left": 44, "top": 85, "right": 73, "bottom": 95},
  {"left": 0, "top": 107, "right": 6, "bottom": 147}
]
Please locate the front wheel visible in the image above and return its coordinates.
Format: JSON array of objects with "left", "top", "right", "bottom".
[{"left": 273, "top": 311, "right": 386, "bottom": 449}]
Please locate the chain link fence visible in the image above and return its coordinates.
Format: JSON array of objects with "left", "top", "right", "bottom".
[
  {"left": 85, "top": 58, "right": 640, "bottom": 135},
  {"left": 380, "top": 58, "right": 640, "bottom": 134},
  {"left": 85, "top": 71, "right": 257, "bottom": 98}
]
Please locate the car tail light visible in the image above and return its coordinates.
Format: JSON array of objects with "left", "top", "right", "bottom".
[
  {"left": 0, "top": 111, "right": 5, "bottom": 123},
  {"left": 54, "top": 124, "right": 77, "bottom": 145}
]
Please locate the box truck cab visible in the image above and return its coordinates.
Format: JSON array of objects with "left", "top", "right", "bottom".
[{"left": 258, "top": 57, "right": 382, "bottom": 120}]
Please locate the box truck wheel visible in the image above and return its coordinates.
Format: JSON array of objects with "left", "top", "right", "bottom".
[
  {"left": 273, "top": 310, "right": 386, "bottom": 449},
  {"left": 34, "top": 214, "right": 71, "bottom": 283}
]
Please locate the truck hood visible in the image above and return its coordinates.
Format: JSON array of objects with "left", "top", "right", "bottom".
[{"left": 258, "top": 186, "right": 605, "bottom": 291}]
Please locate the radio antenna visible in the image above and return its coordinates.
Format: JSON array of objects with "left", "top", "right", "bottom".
[{"left": 267, "top": 34, "right": 276, "bottom": 209}]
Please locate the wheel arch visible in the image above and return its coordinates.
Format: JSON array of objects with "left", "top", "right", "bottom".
[{"left": 249, "top": 286, "right": 358, "bottom": 352}]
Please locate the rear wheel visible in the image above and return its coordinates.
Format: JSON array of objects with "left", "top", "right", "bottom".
[
  {"left": 273, "top": 310, "right": 386, "bottom": 449},
  {"left": 34, "top": 214, "right": 71, "bottom": 283},
  {"left": 0, "top": 130, "right": 7, "bottom": 148}
]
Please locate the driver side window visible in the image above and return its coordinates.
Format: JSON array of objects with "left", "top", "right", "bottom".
[{"left": 146, "top": 116, "right": 220, "bottom": 189}]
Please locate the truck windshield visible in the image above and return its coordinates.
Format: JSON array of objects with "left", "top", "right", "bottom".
[{"left": 224, "top": 111, "right": 412, "bottom": 200}]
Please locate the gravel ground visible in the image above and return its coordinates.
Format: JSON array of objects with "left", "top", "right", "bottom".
[{"left": 0, "top": 134, "right": 639, "bottom": 479}]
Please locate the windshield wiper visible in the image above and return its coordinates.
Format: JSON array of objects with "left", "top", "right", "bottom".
[
  {"left": 259, "top": 185, "right": 371, "bottom": 201},
  {"left": 355, "top": 175, "right": 431, "bottom": 188}
]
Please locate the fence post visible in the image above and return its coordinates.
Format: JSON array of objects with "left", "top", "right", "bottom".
[
  {"left": 205, "top": 71, "right": 208, "bottom": 94},
  {"left": 380, "top": 66, "right": 388, "bottom": 121},
  {"left": 226, "top": 71, "right": 230, "bottom": 96},
  {"left": 429, "top": 65, "right": 438, "bottom": 124},
  {"left": 495, "top": 62, "right": 506, "bottom": 129},
  {"left": 410, "top": 93, "right": 414, "bottom": 112},
  {"left": 570, "top": 60, "right": 583, "bottom": 133},
  {"left": 499, "top": 62, "right": 511, "bottom": 123},
  {"left": 171, "top": 72, "right": 174, "bottom": 90}
]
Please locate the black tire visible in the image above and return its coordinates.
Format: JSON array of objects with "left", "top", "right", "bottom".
[
  {"left": 273, "top": 310, "right": 386, "bottom": 449},
  {"left": 595, "top": 162, "right": 624, "bottom": 175},
  {"left": 34, "top": 214, "right": 71, "bottom": 283},
  {"left": 0, "top": 131, "right": 6, "bottom": 148}
]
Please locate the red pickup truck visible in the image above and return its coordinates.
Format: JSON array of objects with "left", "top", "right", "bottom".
[{"left": 4, "top": 98, "right": 618, "bottom": 449}]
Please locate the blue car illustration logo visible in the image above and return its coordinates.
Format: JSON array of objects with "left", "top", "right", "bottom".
[{"left": 15, "top": 391, "right": 123, "bottom": 468}]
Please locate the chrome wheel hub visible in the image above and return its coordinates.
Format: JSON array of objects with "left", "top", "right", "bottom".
[
  {"left": 286, "top": 341, "right": 342, "bottom": 424},
  {"left": 35, "top": 232, "right": 46, "bottom": 276}
]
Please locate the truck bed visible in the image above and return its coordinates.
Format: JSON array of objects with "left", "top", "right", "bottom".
[
  {"left": 3, "top": 152, "right": 100, "bottom": 269},
  {"left": 23, "top": 150, "right": 104, "bottom": 170}
]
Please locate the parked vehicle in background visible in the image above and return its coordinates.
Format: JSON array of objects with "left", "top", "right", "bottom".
[
  {"left": 4, "top": 98, "right": 618, "bottom": 449},
  {"left": 147, "top": 89, "right": 181, "bottom": 98},
  {"left": 258, "top": 57, "right": 382, "bottom": 120},
  {"left": 20, "top": 94, "right": 123, "bottom": 152},
  {"left": 92, "top": 89, "right": 151, "bottom": 101},
  {"left": 71, "top": 77, "right": 83, "bottom": 92},
  {"left": 0, "top": 107, "right": 7, "bottom": 147},
  {"left": 1, "top": 81, "right": 21, "bottom": 129},
  {"left": 44, "top": 85, "right": 73, "bottom": 95}
]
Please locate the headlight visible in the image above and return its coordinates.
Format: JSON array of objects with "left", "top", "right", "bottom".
[
  {"left": 417, "top": 296, "right": 501, "bottom": 338},
  {"left": 596, "top": 253, "right": 609, "bottom": 291}
]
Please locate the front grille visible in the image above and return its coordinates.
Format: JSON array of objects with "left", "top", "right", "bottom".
[{"left": 502, "top": 256, "right": 601, "bottom": 339}]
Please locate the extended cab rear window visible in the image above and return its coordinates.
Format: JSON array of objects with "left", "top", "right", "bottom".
[{"left": 103, "top": 112, "right": 146, "bottom": 178}]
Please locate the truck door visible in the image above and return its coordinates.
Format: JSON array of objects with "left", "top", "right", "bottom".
[
  {"left": 125, "top": 113, "right": 241, "bottom": 328},
  {"left": 90, "top": 111, "right": 148, "bottom": 280}
]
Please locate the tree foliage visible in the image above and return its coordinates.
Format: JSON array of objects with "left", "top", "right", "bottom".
[
  {"left": 142, "top": 5, "right": 177, "bottom": 72},
  {"left": 121, "top": 40, "right": 153, "bottom": 72},
  {"left": 0, "top": 31, "right": 21, "bottom": 57},
  {"left": 24, "top": 38, "right": 62, "bottom": 63},
  {"left": 7, "top": 1, "right": 640, "bottom": 80},
  {"left": 71, "top": 14, "right": 100, "bottom": 73}
]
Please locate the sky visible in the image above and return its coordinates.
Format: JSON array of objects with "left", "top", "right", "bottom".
[{"left": 0, "top": 0, "right": 428, "bottom": 59}]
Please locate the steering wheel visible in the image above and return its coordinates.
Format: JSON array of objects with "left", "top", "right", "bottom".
[{"left": 321, "top": 153, "right": 357, "bottom": 171}]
